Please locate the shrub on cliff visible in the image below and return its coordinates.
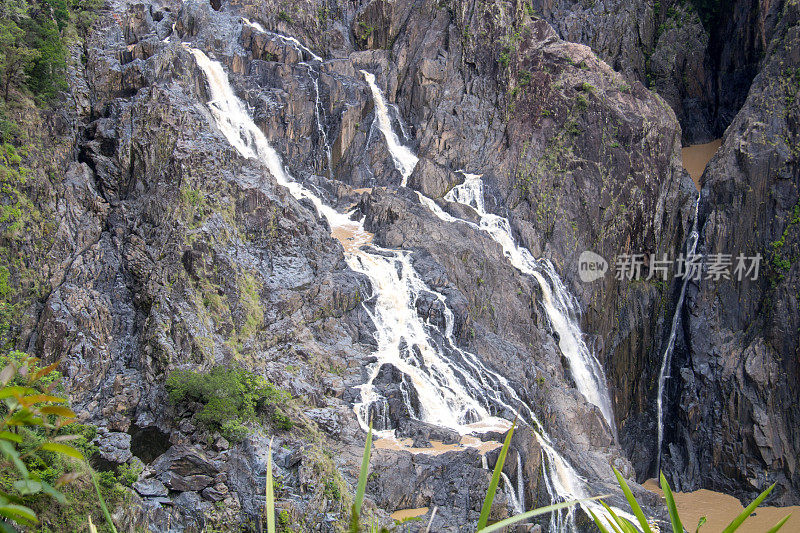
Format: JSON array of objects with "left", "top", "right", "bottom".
[{"left": 166, "top": 366, "right": 293, "bottom": 442}]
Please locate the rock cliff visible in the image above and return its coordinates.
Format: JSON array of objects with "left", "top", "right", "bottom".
[{"left": 2, "top": 0, "right": 797, "bottom": 529}]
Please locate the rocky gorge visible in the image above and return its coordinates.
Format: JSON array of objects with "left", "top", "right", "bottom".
[{"left": 0, "top": 0, "right": 798, "bottom": 530}]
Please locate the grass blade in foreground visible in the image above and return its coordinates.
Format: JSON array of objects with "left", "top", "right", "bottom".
[
  {"left": 354, "top": 420, "right": 373, "bottom": 516},
  {"left": 766, "top": 514, "right": 791, "bottom": 533},
  {"left": 599, "top": 500, "right": 637, "bottom": 533},
  {"left": 589, "top": 508, "right": 612, "bottom": 533},
  {"left": 660, "top": 471, "right": 683, "bottom": 533},
  {"left": 479, "top": 497, "right": 605, "bottom": 533},
  {"left": 721, "top": 483, "right": 783, "bottom": 533},
  {"left": 266, "top": 438, "right": 275, "bottom": 533},
  {"left": 91, "top": 469, "right": 118, "bottom": 533},
  {"left": 612, "top": 466, "right": 653, "bottom": 533},
  {"left": 477, "top": 420, "right": 515, "bottom": 530}
]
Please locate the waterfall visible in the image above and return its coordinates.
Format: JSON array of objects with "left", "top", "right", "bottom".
[
  {"left": 242, "top": 18, "right": 322, "bottom": 62},
  {"left": 501, "top": 472, "right": 524, "bottom": 515},
  {"left": 187, "top": 47, "right": 542, "bottom": 440},
  {"left": 360, "top": 71, "right": 418, "bottom": 185},
  {"left": 189, "top": 44, "right": 607, "bottom": 529},
  {"left": 308, "top": 67, "right": 332, "bottom": 175},
  {"left": 516, "top": 451, "right": 526, "bottom": 512},
  {"left": 360, "top": 69, "right": 635, "bottom": 531},
  {"left": 443, "top": 173, "right": 616, "bottom": 433},
  {"left": 359, "top": 76, "right": 615, "bottom": 433},
  {"left": 656, "top": 195, "right": 701, "bottom": 473}
]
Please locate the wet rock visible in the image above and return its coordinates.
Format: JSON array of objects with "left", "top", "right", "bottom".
[
  {"left": 665, "top": 3, "right": 800, "bottom": 503},
  {"left": 95, "top": 430, "right": 133, "bottom": 465},
  {"left": 133, "top": 478, "right": 168, "bottom": 498}
]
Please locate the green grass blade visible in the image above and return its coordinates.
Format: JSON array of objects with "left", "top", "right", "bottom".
[
  {"left": 695, "top": 516, "right": 706, "bottom": 532},
  {"left": 766, "top": 514, "right": 791, "bottom": 533},
  {"left": 354, "top": 420, "right": 373, "bottom": 516},
  {"left": 612, "top": 466, "right": 653, "bottom": 533},
  {"left": 589, "top": 508, "right": 612, "bottom": 533},
  {"left": 479, "top": 496, "right": 603, "bottom": 532},
  {"left": 721, "top": 483, "right": 775, "bottom": 533},
  {"left": 266, "top": 439, "right": 275, "bottom": 533},
  {"left": 90, "top": 469, "right": 118, "bottom": 533},
  {"left": 600, "top": 500, "right": 637, "bottom": 533},
  {"left": 660, "top": 471, "right": 684, "bottom": 533},
  {"left": 477, "top": 420, "right": 515, "bottom": 530}
]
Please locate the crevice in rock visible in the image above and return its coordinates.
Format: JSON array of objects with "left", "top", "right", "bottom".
[{"left": 130, "top": 425, "right": 171, "bottom": 464}]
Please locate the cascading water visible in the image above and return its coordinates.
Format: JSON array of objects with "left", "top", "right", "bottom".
[
  {"left": 439, "top": 173, "right": 616, "bottom": 433},
  {"left": 360, "top": 70, "right": 636, "bottom": 531},
  {"left": 242, "top": 18, "right": 322, "bottom": 62},
  {"left": 656, "top": 195, "right": 701, "bottom": 473},
  {"left": 361, "top": 71, "right": 419, "bottom": 186},
  {"left": 189, "top": 42, "right": 600, "bottom": 528},
  {"left": 359, "top": 72, "right": 617, "bottom": 433},
  {"left": 188, "top": 45, "right": 557, "bottom": 447},
  {"left": 501, "top": 472, "right": 524, "bottom": 515}
]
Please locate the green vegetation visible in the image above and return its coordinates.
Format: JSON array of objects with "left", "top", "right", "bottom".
[
  {"left": 769, "top": 201, "right": 799, "bottom": 282},
  {"left": 0, "top": 351, "right": 122, "bottom": 532},
  {"left": 277, "top": 10, "right": 292, "bottom": 24},
  {"left": 180, "top": 184, "right": 208, "bottom": 226},
  {"left": 499, "top": 48, "right": 510, "bottom": 68},
  {"left": 590, "top": 467, "right": 790, "bottom": 533},
  {"left": 0, "top": 0, "right": 102, "bottom": 353},
  {"left": 358, "top": 21, "right": 374, "bottom": 37},
  {"left": 166, "top": 366, "right": 293, "bottom": 442},
  {"left": 0, "top": 142, "right": 44, "bottom": 350},
  {"left": 0, "top": 0, "right": 101, "bottom": 107}
]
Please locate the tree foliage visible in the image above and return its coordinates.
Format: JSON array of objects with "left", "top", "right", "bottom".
[
  {"left": 166, "top": 366, "right": 294, "bottom": 442},
  {"left": 0, "top": 0, "right": 101, "bottom": 106}
]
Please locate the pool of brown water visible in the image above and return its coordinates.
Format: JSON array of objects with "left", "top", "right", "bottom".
[
  {"left": 682, "top": 139, "right": 722, "bottom": 189},
  {"left": 644, "top": 478, "right": 800, "bottom": 531}
]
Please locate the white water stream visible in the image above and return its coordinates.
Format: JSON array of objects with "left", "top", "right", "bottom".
[
  {"left": 360, "top": 73, "right": 616, "bottom": 434},
  {"left": 242, "top": 19, "right": 332, "bottom": 175},
  {"left": 361, "top": 71, "right": 419, "bottom": 186},
  {"left": 656, "top": 196, "right": 700, "bottom": 473},
  {"left": 360, "top": 70, "right": 636, "bottom": 530}
]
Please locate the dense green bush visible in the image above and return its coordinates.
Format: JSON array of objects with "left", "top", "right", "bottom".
[
  {"left": 0, "top": 0, "right": 102, "bottom": 106},
  {"left": 166, "top": 366, "right": 293, "bottom": 442}
]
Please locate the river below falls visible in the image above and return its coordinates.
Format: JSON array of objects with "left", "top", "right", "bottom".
[
  {"left": 682, "top": 139, "right": 723, "bottom": 189},
  {"left": 644, "top": 479, "right": 800, "bottom": 531}
]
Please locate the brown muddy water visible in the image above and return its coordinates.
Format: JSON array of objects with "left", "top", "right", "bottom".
[
  {"left": 682, "top": 139, "right": 722, "bottom": 189},
  {"left": 390, "top": 507, "right": 429, "bottom": 521},
  {"left": 644, "top": 479, "right": 800, "bottom": 531},
  {"left": 330, "top": 224, "right": 373, "bottom": 253}
]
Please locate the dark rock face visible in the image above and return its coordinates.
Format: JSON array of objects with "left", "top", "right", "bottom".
[
  {"left": 663, "top": 2, "right": 800, "bottom": 504},
  {"left": 535, "top": 0, "right": 784, "bottom": 144}
]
